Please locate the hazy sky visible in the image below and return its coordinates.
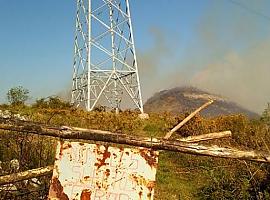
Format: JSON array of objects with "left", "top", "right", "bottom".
[{"left": 0, "top": 0, "right": 270, "bottom": 113}]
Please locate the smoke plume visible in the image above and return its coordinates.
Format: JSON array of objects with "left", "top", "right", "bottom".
[{"left": 138, "top": 1, "right": 270, "bottom": 113}]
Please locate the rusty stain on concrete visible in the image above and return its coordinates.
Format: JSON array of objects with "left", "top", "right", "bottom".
[
  {"left": 48, "top": 141, "right": 159, "bottom": 200},
  {"left": 49, "top": 177, "right": 69, "bottom": 200},
  {"left": 59, "top": 141, "right": 72, "bottom": 157},
  {"left": 139, "top": 149, "right": 159, "bottom": 168},
  {"left": 94, "top": 145, "right": 111, "bottom": 169},
  {"left": 105, "top": 169, "right": 110, "bottom": 177},
  {"left": 80, "top": 189, "right": 91, "bottom": 200}
]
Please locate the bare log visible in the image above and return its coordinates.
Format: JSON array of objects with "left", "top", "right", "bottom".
[
  {"left": 164, "top": 100, "right": 214, "bottom": 139},
  {"left": 0, "top": 118, "right": 270, "bottom": 164},
  {"left": 0, "top": 165, "right": 53, "bottom": 186},
  {"left": 177, "top": 131, "right": 232, "bottom": 143}
]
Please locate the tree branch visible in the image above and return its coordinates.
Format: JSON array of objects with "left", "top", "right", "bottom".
[
  {"left": 164, "top": 100, "right": 214, "bottom": 139},
  {"left": 0, "top": 118, "right": 270, "bottom": 164},
  {"left": 177, "top": 131, "right": 232, "bottom": 143},
  {"left": 0, "top": 165, "right": 53, "bottom": 186}
]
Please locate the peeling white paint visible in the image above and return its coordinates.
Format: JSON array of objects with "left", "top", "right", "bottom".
[{"left": 49, "top": 141, "right": 159, "bottom": 200}]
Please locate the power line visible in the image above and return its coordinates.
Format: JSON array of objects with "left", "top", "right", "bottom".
[{"left": 226, "top": 0, "right": 270, "bottom": 21}]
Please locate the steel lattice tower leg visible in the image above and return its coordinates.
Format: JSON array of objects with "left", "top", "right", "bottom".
[{"left": 71, "top": 0, "right": 144, "bottom": 113}]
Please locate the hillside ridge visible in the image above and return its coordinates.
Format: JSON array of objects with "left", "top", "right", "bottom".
[{"left": 144, "top": 86, "right": 259, "bottom": 118}]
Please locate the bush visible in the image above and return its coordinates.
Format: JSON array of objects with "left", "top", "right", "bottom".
[{"left": 32, "top": 96, "right": 72, "bottom": 109}]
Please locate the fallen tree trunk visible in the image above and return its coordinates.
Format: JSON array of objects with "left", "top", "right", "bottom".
[
  {"left": 177, "top": 131, "right": 232, "bottom": 143},
  {"left": 0, "top": 165, "right": 53, "bottom": 186},
  {"left": 0, "top": 118, "right": 270, "bottom": 164}
]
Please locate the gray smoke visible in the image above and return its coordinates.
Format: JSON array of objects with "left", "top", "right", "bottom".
[
  {"left": 138, "top": 1, "right": 270, "bottom": 114},
  {"left": 191, "top": 0, "right": 270, "bottom": 113}
]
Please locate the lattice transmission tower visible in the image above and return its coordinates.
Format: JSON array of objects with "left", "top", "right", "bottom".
[{"left": 71, "top": 0, "right": 144, "bottom": 113}]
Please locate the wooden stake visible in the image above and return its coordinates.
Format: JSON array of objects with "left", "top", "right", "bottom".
[{"left": 164, "top": 100, "right": 214, "bottom": 139}]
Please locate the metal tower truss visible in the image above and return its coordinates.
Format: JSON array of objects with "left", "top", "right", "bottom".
[{"left": 71, "top": 0, "right": 144, "bottom": 113}]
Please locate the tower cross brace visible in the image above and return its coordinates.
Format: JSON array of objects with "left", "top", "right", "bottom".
[{"left": 71, "top": 0, "right": 144, "bottom": 113}]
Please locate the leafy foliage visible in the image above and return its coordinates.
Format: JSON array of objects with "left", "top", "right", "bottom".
[
  {"left": 6, "top": 86, "right": 29, "bottom": 106},
  {"left": 32, "top": 96, "right": 72, "bottom": 109}
]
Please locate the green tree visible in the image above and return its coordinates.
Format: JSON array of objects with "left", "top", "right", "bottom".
[
  {"left": 7, "top": 86, "right": 29, "bottom": 106},
  {"left": 261, "top": 103, "right": 270, "bottom": 125}
]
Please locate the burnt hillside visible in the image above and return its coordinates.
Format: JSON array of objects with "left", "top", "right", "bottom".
[{"left": 144, "top": 87, "right": 259, "bottom": 118}]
